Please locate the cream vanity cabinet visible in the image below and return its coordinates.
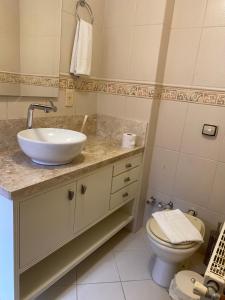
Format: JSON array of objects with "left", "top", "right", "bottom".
[
  {"left": 0, "top": 153, "right": 143, "bottom": 300},
  {"left": 19, "top": 166, "right": 113, "bottom": 271},
  {"left": 19, "top": 181, "right": 76, "bottom": 270},
  {"left": 75, "top": 166, "right": 113, "bottom": 232}
]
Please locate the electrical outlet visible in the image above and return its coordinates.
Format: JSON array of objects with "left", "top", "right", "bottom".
[{"left": 65, "top": 89, "right": 74, "bottom": 107}]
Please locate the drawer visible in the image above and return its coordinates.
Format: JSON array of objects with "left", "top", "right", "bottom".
[
  {"left": 111, "top": 166, "right": 140, "bottom": 193},
  {"left": 113, "top": 154, "right": 142, "bottom": 176},
  {"left": 110, "top": 182, "right": 138, "bottom": 210}
]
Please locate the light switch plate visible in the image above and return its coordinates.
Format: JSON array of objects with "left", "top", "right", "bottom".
[
  {"left": 202, "top": 124, "right": 218, "bottom": 137},
  {"left": 65, "top": 89, "right": 74, "bottom": 107}
]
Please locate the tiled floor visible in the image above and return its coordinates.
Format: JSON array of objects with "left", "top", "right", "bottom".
[{"left": 37, "top": 228, "right": 205, "bottom": 300}]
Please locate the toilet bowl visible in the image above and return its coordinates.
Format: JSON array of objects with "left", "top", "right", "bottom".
[{"left": 146, "top": 213, "right": 205, "bottom": 288}]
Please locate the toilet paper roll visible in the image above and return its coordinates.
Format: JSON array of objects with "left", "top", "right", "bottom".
[{"left": 122, "top": 133, "right": 137, "bottom": 149}]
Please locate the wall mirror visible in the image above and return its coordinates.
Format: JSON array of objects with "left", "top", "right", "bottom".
[{"left": 0, "top": 0, "right": 62, "bottom": 97}]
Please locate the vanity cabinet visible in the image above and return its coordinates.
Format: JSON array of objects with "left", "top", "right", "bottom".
[
  {"left": 19, "top": 181, "right": 76, "bottom": 270},
  {"left": 75, "top": 166, "right": 113, "bottom": 232},
  {"left": 0, "top": 152, "right": 143, "bottom": 300},
  {"left": 110, "top": 154, "right": 141, "bottom": 210},
  {"left": 19, "top": 166, "right": 113, "bottom": 270}
]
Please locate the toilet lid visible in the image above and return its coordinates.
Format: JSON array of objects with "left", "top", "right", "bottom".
[{"left": 148, "top": 213, "right": 203, "bottom": 246}]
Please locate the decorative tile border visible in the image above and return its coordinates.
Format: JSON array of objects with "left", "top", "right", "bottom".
[
  {"left": 0, "top": 71, "right": 225, "bottom": 107},
  {"left": 0, "top": 71, "right": 59, "bottom": 88},
  {"left": 160, "top": 86, "right": 225, "bottom": 106},
  {"left": 75, "top": 78, "right": 225, "bottom": 107}
]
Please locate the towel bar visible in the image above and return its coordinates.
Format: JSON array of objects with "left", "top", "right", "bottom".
[{"left": 75, "top": 0, "right": 94, "bottom": 24}]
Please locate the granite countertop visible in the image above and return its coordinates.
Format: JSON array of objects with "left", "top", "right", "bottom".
[{"left": 0, "top": 136, "right": 144, "bottom": 200}]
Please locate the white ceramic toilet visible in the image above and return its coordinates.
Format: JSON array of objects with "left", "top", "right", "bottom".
[{"left": 146, "top": 213, "right": 205, "bottom": 288}]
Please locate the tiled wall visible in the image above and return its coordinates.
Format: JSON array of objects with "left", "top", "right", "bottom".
[
  {"left": 0, "top": 0, "right": 20, "bottom": 74},
  {"left": 146, "top": 100, "right": 225, "bottom": 236},
  {"left": 145, "top": 0, "right": 225, "bottom": 237},
  {"left": 163, "top": 0, "right": 225, "bottom": 89},
  {"left": 93, "top": 0, "right": 171, "bottom": 121},
  {"left": 99, "top": 0, "right": 167, "bottom": 82}
]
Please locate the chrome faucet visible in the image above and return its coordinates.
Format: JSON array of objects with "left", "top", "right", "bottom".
[{"left": 27, "top": 100, "right": 57, "bottom": 129}]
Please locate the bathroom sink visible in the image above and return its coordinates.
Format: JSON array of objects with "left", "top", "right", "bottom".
[{"left": 17, "top": 128, "right": 87, "bottom": 165}]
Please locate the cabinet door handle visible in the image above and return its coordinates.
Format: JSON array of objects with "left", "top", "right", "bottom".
[
  {"left": 68, "top": 190, "right": 75, "bottom": 201},
  {"left": 122, "top": 192, "right": 129, "bottom": 198},
  {"left": 81, "top": 184, "right": 87, "bottom": 195},
  {"left": 125, "top": 163, "right": 132, "bottom": 168},
  {"left": 124, "top": 177, "right": 131, "bottom": 183}
]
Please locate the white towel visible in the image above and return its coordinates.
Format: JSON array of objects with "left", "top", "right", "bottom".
[
  {"left": 70, "top": 19, "right": 93, "bottom": 76},
  {"left": 152, "top": 209, "right": 203, "bottom": 244}
]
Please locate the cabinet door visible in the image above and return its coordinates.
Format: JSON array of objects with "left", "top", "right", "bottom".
[
  {"left": 75, "top": 166, "right": 113, "bottom": 232},
  {"left": 19, "top": 182, "right": 76, "bottom": 269}
]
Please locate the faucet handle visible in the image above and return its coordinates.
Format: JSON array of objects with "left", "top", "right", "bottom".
[
  {"left": 158, "top": 201, "right": 174, "bottom": 210},
  {"left": 48, "top": 100, "right": 57, "bottom": 112}
]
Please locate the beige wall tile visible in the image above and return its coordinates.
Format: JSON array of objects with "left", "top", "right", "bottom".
[
  {"left": 193, "top": 27, "right": 225, "bottom": 89},
  {"left": 62, "top": 0, "right": 75, "bottom": 15},
  {"left": 155, "top": 101, "right": 188, "bottom": 151},
  {"left": 60, "top": 11, "right": 76, "bottom": 74},
  {"left": 20, "top": 0, "right": 62, "bottom": 37},
  {"left": 134, "top": 0, "right": 167, "bottom": 25},
  {"left": 0, "top": 99, "right": 8, "bottom": 120},
  {"left": 88, "top": 0, "right": 106, "bottom": 27},
  {"left": 173, "top": 153, "right": 216, "bottom": 206},
  {"left": 91, "top": 25, "right": 104, "bottom": 77},
  {"left": 204, "top": 0, "right": 225, "bottom": 27},
  {"left": 208, "top": 163, "right": 225, "bottom": 213},
  {"left": 97, "top": 93, "right": 126, "bottom": 119},
  {"left": 7, "top": 98, "right": 48, "bottom": 119},
  {"left": 0, "top": 36, "right": 20, "bottom": 72},
  {"left": 101, "top": 27, "right": 132, "bottom": 79},
  {"left": 104, "top": 0, "right": 136, "bottom": 28},
  {"left": 150, "top": 147, "right": 179, "bottom": 195},
  {"left": 217, "top": 130, "right": 225, "bottom": 163},
  {"left": 171, "top": 0, "right": 207, "bottom": 28},
  {"left": 20, "top": 36, "right": 60, "bottom": 76},
  {"left": 181, "top": 104, "right": 224, "bottom": 160},
  {"left": 75, "top": 92, "right": 97, "bottom": 115},
  {"left": 164, "top": 28, "right": 201, "bottom": 86},
  {"left": 125, "top": 97, "right": 152, "bottom": 122},
  {"left": 129, "top": 25, "right": 163, "bottom": 82}
]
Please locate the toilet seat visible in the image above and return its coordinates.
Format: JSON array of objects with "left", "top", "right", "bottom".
[{"left": 146, "top": 213, "right": 204, "bottom": 249}]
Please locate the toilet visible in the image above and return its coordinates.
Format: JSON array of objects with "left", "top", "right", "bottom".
[{"left": 146, "top": 213, "right": 205, "bottom": 288}]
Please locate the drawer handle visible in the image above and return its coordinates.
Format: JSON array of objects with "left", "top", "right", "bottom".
[
  {"left": 122, "top": 192, "right": 129, "bottom": 198},
  {"left": 68, "top": 190, "right": 75, "bottom": 201},
  {"left": 124, "top": 177, "right": 131, "bottom": 183},
  {"left": 81, "top": 184, "right": 87, "bottom": 195},
  {"left": 125, "top": 163, "right": 132, "bottom": 168}
]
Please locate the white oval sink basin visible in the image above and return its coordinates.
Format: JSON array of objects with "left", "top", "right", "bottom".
[{"left": 17, "top": 128, "right": 87, "bottom": 165}]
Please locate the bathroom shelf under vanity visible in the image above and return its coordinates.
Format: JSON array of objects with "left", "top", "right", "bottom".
[{"left": 20, "top": 210, "right": 133, "bottom": 300}]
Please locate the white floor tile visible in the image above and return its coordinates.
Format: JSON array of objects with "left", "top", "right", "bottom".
[
  {"left": 77, "top": 247, "right": 120, "bottom": 284},
  {"left": 114, "top": 249, "right": 152, "bottom": 281},
  {"left": 108, "top": 228, "right": 149, "bottom": 253},
  {"left": 77, "top": 283, "right": 125, "bottom": 300},
  {"left": 36, "top": 284, "right": 77, "bottom": 300},
  {"left": 122, "top": 280, "right": 170, "bottom": 300}
]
